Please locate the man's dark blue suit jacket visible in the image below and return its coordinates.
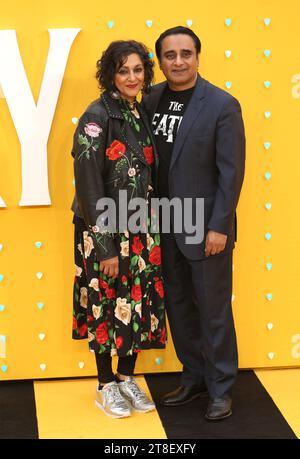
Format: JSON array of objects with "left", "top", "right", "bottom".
[{"left": 142, "top": 74, "right": 246, "bottom": 260}]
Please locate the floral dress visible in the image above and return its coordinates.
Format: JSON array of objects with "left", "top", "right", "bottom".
[{"left": 72, "top": 99, "right": 166, "bottom": 357}]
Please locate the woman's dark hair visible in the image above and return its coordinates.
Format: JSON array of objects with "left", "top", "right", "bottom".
[
  {"left": 155, "top": 26, "right": 201, "bottom": 60},
  {"left": 96, "top": 40, "right": 154, "bottom": 94}
]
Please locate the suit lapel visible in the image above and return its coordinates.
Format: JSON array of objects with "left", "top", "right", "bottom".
[
  {"left": 170, "top": 76, "right": 207, "bottom": 170},
  {"left": 148, "top": 82, "right": 168, "bottom": 120}
]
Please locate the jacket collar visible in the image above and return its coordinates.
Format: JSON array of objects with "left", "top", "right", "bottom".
[
  {"left": 101, "top": 91, "right": 124, "bottom": 119},
  {"left": 101, "top": 90, "right": 153, "bottom": 168}
]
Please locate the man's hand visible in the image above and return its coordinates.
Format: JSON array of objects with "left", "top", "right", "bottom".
[
  {"left": 205, "top": 230, "right": 227, "bottom": 257},
  {"left": 100, "top": 256, "right": 119, "bottom": 278}
]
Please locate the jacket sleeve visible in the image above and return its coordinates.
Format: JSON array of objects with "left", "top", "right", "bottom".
[
  {"left": 72, "top": 110, "right": 118, "bottom": 261},
  {"left": 207, "top": 97, "right": 246, "bottom": 235}
]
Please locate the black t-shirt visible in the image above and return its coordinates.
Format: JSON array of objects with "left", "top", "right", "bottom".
[{"left": 152, "top": 85, "right": 195, "bottom": 198}]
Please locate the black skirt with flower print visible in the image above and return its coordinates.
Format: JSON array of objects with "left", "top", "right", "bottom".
[{"left": 72, "top": 209, "right": 167, "bottom": 357}]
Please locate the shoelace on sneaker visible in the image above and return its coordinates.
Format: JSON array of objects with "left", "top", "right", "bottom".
[
  {"left": 104, "top": 384, "right": 127, "bottom": 406},
  {"left": 124, "top": 379, "right": 147, "bottom": 400}
]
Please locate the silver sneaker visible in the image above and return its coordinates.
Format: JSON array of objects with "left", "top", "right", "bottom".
[
  {"left": 95, "top": 381, "right": 131, "bottom": 418},
  {"left": 118, "top": 377, "right": 156, "bottom": 413}
]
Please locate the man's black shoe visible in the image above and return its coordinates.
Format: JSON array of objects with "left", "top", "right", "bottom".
[
  {"left": 205, "top": 397, "right": 232, "bottom": 421},
  {"left": 159, "top": 385, "right": 208, "bottom": 406}
]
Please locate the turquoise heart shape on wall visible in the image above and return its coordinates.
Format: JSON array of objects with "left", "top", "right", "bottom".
[{"left": 265, "top": 172, "right": 271, "bottom": 180}]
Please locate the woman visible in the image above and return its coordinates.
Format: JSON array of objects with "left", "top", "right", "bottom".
[{"left": 70, "top": 40, "right": 166, "bottom": 418}]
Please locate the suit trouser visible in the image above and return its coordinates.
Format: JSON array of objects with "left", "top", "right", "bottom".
[{"left": 160, "top": 232, "right": 238, "bottom": 398}]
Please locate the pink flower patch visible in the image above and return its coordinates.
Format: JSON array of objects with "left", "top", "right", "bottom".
[
  {"left": 128, "top": 168, "right": 136, "bottom": 177},
  {"left": 84, "top": 122, "right": 102, "bottom": 138}
]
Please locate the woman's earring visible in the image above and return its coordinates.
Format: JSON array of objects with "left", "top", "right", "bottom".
[{"left": 110, "top": 89, "right": 120, "bottom": 99}]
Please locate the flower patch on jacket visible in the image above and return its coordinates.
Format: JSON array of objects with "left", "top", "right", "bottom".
[{"left": 77, "top": 122, "right": 103, "bottom": 161}]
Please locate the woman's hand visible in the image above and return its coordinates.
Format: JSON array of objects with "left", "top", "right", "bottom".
[{"left": 100, "top": 256, "right": 119, "bottom": 278}]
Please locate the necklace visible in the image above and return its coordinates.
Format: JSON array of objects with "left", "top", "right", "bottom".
[
  {"left": 128, "top": 100, "right": 137, "bottom": 111},
  {"left": 127, "top": 99, "right": 140, "bottom": 119},
  {"left": 120, "top": 98, "right": 140, "bottom": 119}
]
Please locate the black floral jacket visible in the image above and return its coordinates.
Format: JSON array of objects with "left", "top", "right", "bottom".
[{"left": 71, "top": 92, "right": 158, "bottom": 261}]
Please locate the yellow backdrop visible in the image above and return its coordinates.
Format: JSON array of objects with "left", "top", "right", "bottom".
[{"left": 0, "top": 0, "right": 300, "bottom": 380}]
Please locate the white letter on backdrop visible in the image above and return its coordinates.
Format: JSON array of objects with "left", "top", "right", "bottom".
[
  {"left": 291, "top": 74, "right": 300, "bottom": 99},
  {"left": 291, "top": 334, "right": 300, "bottom": 359},
  {"left": 0, "top": 28, "right": 81, "bottom": 206}
]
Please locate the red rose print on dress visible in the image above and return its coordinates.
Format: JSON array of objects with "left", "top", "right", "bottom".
[
  {"left": 106, "top": 288, "right": 116, "bottom": 299},
  {"left": 79, "top": 323, "right": 88, "bottom": 337},
  {"left": 106, "top": 140, "right": 126, "bottom": 160},
  {"left": 154, "top": 280, "right": 164, "bottom": 298},
  {"left": 131, "top": 284, "right": 142, "bottom": 302},
  {"left": 73, "top": 317, "right": 78, "bottom": 330},
  {"left": 83, "top": 258, "right": 87, "bottom": 274},
  {"left": 96, "top": 322, "right": 109, "bottom": 344},
  {"left": 159, "top": 327, "right": 166, "bottom": 345},
  {"left": 99, "top": 278, "right": 108, "bottom": 289},
  {"left": 143, "top": 146, "right": 154, "bottom": 165},
  {"left": 116, "top": 336, "right": 123, "bottom": 349},
  {"left": 149, "top": 246, "right": 161, "bottom": 265},
  {"left": 132, "top": 236, "right": 144, "bottom": 255},
  {"left": 84, "top": 122, "right": 102, "bottom": 138}
]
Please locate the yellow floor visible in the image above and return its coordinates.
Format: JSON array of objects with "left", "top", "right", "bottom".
[
  {"left": 34, "top": 369, "right": 300, "bottom": 439},
  {"left": 34, "top": 376, "right": 167, "bottom": 439},
  {"left": 255, "top": 368, "right": 300, "bottom": 438}
]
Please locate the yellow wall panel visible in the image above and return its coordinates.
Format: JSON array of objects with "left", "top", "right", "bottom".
[{"left": 0, "top": 0, "right": 300, "bottom": 379}]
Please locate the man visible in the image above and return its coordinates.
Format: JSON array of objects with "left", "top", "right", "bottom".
[{"left": 143, "top": 26, "right": 245, "bottom": 421}]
